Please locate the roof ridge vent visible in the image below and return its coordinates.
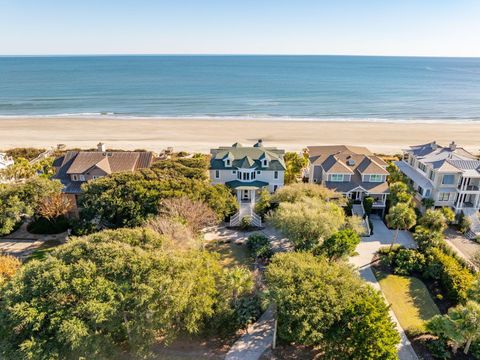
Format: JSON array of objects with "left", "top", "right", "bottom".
[
  {"left": 430, "top": 141, "right": 437, "bottom": 150},
  {"left": 346, "top": 158, "right": 356, "bottom": 166}
]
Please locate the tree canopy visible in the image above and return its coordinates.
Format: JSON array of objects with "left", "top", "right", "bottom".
[
  {"left": 0, "top": 227, "right": 255, "bottom": 359},
  {"left": 0, "top": 177, "right": 63, "bottom": 235},
  {"left": 266, "top": 252, "right": 399, "bottom": 359},
  {"left": 78, "top": 169, "right": 237, "bottom": 231}
]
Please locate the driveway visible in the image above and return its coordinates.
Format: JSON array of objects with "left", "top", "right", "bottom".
[
  {"left": 349, "top": 215, "right": 418, "bottom": 360},
  {"left": 350, "top": 215, "right": 416, "bottom": 268},
  {"left": 444, "top": 228, "right": 479, "bottom": 270}
]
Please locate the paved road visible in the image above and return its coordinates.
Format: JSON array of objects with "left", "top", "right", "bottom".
[{"left": 350, "top": 215, "right": 419, "bottom": 360}]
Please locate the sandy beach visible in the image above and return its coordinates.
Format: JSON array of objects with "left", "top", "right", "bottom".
[{"left": 1, "top": 117, "right": 479, "bottom": 154}]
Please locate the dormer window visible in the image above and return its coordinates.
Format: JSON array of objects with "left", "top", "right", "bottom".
[
  {"left": 369, "top": 174, "right": 383, "bottom": 182},
  {"left": 262, "top": 159, "right": 268, "bottom": 167},
  {"left": 224, "top": 159, "right": 231, "bottom": 167},
  {"left": 71, "top": 174, "right": 78, "bottom": 181}
]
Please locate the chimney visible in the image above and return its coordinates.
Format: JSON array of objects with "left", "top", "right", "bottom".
[
  {"left": 449, "top": 141, "right": 457, "bottom": 151},
  {"left": 97, "top": 142, "right": 106, "bottom": 152},
  {"left": 254, "top": 139, "right": 264, "bottom": 148},
  {"left": 431, "top": 141, "right": 437, "bottom": 150}
]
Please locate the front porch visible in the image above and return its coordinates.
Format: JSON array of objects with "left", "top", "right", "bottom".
[{"left": 346, "top": 190, "right": 387, "bottom": 207}]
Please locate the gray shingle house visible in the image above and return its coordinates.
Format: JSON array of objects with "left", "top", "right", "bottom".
[
  {"left": 306, "top": 145, "right": 390, "bottom": 215},
  {"left": 210, "top": 140, "right": 285, "bottom": 225}
]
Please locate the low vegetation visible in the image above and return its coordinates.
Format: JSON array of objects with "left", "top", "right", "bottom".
[{"left": 266, "top": 252, "right": 400, "bottom": 359}]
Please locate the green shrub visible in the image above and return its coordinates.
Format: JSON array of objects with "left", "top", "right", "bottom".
[
  {"left": 459, "top": 215, "right": 472, "bottom": 234},
  {"left": 392, "top": 248, "right": 425, "bottom": 276},
  {"left": 246, "top": 233, "right": 273, "bottom": 260},
  {"left": 240, "top": 216, "right": 252, "bottom": 231},
  {"left": 424, "top": 247, "right": 475, "bottom": 303},
  {"left": 426, "top": 339, "right": 451, "bottom": 359},
  {"left": 27, "top": 216, "right": 69, "bottom": 234},
  {"left": 363, "top": 197, "right": 374, "bottom": 215}
]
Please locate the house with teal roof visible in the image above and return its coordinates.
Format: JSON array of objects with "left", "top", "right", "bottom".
[{"left": 210, "top": 140, "right": 286, "bottom": 226}]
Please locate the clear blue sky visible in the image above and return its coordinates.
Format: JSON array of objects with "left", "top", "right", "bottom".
[{"left": 1, "top": 0, "right": 479, "bottom": 56}]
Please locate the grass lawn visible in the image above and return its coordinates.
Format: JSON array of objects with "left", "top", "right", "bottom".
[
  {"left": 374, "top": 269, "right": 440, "bottom": 334},
  {"left": 207, "top": 241, "right": 251, "bottom": 268}
]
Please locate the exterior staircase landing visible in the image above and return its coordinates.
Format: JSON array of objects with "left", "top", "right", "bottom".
[{"left": 230, "top": 202, "right": 262, "bottom": 227}]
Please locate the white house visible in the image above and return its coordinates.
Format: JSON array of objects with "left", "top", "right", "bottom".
[
  {"left": 0, "top": 153, "right": 14, "bottom": 170},
  {"left": 396, "top": 141, "right": 480, "bottom": 237},
  {"left": 210, "top": 140, "right": 285, "bottom": 226}
]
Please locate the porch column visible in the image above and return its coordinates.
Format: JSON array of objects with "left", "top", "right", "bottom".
[
  {"left": 237, "top": 189, "right": 241, "bottom": 203},
  {"left": 250, "top": 190, "right": 255, "bottom": 205}
]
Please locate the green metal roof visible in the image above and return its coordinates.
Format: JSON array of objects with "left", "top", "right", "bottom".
[
  {"left": 210, "top": 142, "right": 286, "bottom": 171},
  {"left": 225, "top": 180, "right": 269, "bottom": 189}
]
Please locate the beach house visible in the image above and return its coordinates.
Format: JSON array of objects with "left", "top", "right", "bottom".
[
  {"left": 306, "top": 145, "right": 390, "bottom": 216},
  {"left": 0, "top": 152, "right": 14, "bottom": 170},
  {"left": 396, "top": 141, "right": 480, "bottom": 237},
  {"left": 53, "top": 143, "right": 154, "bottom": 212},
  {"left": 210, "top": 140, "right": 285, "bottom": 226}
]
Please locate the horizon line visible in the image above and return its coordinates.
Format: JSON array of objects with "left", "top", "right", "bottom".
[{"left": 1, "top": 53, "right": 480, "bottom": 59}]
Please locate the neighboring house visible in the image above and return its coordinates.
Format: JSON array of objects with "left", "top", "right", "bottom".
[
  {"left": 0, "top": 152, "right": 14, "bottom": 170},
  {"left": 306, "top": 145, "right": 390, "bottom": 216},
  {"left": 210, "top": 140, "right": 285, "bottom": 226},
  {"left": 53, "top": 143, "right": 154, "bottom": 211},
  {"left": 396, "top": 141, "right": 480, "bottom": 236}
]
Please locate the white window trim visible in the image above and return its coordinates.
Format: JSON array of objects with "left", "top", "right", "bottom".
[
  {"left": 369, "top": 174, "right": 383, "bottom": 183},
  {"left": 330, "top": 174, "right": 344, "bottom": 182},
  {"left": 71, "top": 174, "right": 78, "bottom": 181},
  {"left": 274, "top": 170, "right": 279, "bottom": 179},
  {"left": 79, "top": 174, "right": 86, "bottom": 181},
  {"left": 215, "top": 170, "right": 220, "bottom": 179}
]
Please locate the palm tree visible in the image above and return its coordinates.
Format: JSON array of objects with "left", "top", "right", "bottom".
[
  {"left": 386, "top": 203, "right": 416, "bottom": 251},
  {"left": 428, "top": 301, "right": 480, "bottom": 354}
]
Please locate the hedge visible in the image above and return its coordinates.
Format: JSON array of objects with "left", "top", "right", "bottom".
[{"left": 425, "top": 247, "right": 475, "bottom": 303}]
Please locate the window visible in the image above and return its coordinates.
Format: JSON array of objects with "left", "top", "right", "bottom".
[
  {"left": 409, "top": 157, "right": 414, "bottom": 166},
  {"left": 442, "top": 175, "right": 455, "bottom": 185},
  {"left": 215, "top": 170, "right": 220, "bottom": 179},
  {"left": 257, "top": 171, "right": 261, "bottom": 174},
  {"left": 71, "top": 174, "right": 78, "bottom": 181},
  {"left": 330, "top": 174, "right": 343, "bottom": 182},
  {"left": 79, "top": 175, "right": 85, "bottom": 181},
  {"left": 439, "top": 193, "right": 450, "bottom": 201},
  {"left": 92, "top": 175, "right": 100, "bottom": 180},
  {"left": 242, "top": 172, "right": 250, "bottom": 181},
  {"left": 429, "top": 170, "right": 435, "bottom": 181},
  {"left": 232, "top": 170, "right": 237, "bottom": 174},
  {"left": 251, "top": 172, "right": 256, "bottom": 180},
  {"left": 369, "top": 174, "right": 383, "bottom": 182},
  {"left": 274, "top": 171, "right": 278, "bottom": 179},
  {"left": 225, "top": 159, "right": 231, "bottom": 166},
  {"left": 263, "top": 160, "right": 268, "bottom": 167},
  {"left": 418, "top": 162, "right": 427, "bottom": 172},
  {"left": 237, "top": 171, "right": 241, "bottom": 180},
  {"left": 418, "top": 186, "right": 424, "bottom": 196}
]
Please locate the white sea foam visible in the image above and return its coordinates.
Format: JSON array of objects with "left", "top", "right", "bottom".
[{"left": 0, "top": 113, "right": 478, "bottom": 124}]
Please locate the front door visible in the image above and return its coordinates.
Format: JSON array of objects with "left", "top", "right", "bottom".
[
  {"left": 352, "top": 191, "right": 362, "bottom": 201},
  {"left": 242, "top": 189, "right": 250, "bottom": 201}
]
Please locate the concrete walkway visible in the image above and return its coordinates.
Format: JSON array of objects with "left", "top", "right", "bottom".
[
  {"left": 0, "top": 223, "right": 67, "bottom": 259},
  {"left": 224, "top": 306, "right": 276, "bottom": 360},
  {"left": 350, "top": 215, "right": 419, "bottom": 360}
]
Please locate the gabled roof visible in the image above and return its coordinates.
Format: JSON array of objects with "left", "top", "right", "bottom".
[
  {"left": 54, "top": 150, "right": 154, "bottom": 193},
  {"left": 307, "top": 145, "right": 388, "bottom": 175},
  {"left": 405, "top": 141, "right": 479, "bottom": 176},
  {"left": 210, "top": 141, "right": 285, "bottom": 171}
]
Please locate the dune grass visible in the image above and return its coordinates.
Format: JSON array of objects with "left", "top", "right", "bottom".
[{"left": 374, "top": 269, "right": 440, "bottom": 334}]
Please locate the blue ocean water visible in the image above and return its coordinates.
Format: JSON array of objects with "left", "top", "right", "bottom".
[{"left": 1, "top": 55, "right": 480, "bottom": 122}]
